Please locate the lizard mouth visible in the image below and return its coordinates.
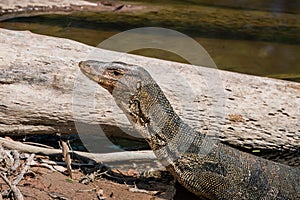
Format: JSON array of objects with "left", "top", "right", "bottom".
[{"left": 98, "top": 77, "right": 117, "bottom": 94}]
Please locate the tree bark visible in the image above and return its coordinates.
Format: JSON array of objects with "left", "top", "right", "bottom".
[{"left": 0, "top": 28, "right": 299, "bottom": 152}]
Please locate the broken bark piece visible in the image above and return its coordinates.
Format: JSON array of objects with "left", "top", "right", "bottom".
[{"left": 61, "top": 140, "right": 72, "bottom": 178}]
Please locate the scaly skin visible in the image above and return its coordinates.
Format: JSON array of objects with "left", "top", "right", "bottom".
[{"left": 79, "top": 60, "right": 300, "bottom": 200}]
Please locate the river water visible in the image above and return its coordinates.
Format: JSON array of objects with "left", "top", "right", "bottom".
[{"left": 0, "top": 1, "right": 299, "bottom": 82}]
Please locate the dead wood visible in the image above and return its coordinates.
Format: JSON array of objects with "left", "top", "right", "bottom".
[
  {"left": 61, "top": 140, "right": 72, "bottom": 178},
  {"left": 0, "top": 146, "right": 32, "bottom": 200},
  {"left": 0, "top": 28, "right": 299, "bottom": 153},
  {"left": 12, "top": 154, "right": 35, "bottom": 185},
  {"left": 10, "top": 150, "right": 20, "bottom": 171},
  {"left": 0, "top": 137, "right": 156, "bottom": 163},
  {"left": 0, "top": 172, "right": 23, "bottom": 200}
]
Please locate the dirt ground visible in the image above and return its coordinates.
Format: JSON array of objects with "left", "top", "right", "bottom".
[
  {"left": 21, "top": 168, "right": 159, "bottom": 200},
  {"left": 0, "top": 166, "right": 177, "bottom": 200},
  {"left": 0, "top": 135, "right": 199, "bottom": 200}
]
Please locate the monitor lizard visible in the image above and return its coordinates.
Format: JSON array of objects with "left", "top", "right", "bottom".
[{"left": 78, "top": 60, "right": 299, "bottom": 200}]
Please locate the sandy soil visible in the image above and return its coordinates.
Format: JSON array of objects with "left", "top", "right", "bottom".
[{"left": 0, "top": 165, "right": 177, "bottom": 200}]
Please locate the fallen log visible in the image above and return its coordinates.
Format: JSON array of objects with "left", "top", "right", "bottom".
[{"left": 0, "top": 28, "right": 299, "bottom": 153}]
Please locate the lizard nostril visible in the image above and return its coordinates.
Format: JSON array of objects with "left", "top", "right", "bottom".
[{"left": 79, "top": 61, "right": 87, "bottom": 68}]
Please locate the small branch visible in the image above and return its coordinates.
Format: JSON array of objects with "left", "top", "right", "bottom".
[
  {"left": 0, "top": 167, "right": 8, "bottom": 172},
  {"left": 76, "top": 187, "right": 97, "bottom": 193},
  {"left": 13, "top": 154, "right": 35, "bottom": 185},
  {"left": 129, "top": 187, "right": 159, "bottom": 195},
  {"left": 4, "top": 150, "right": 14, "bottom": 168},
  {"left": 48, "top": 192, "right": 69, "bottom": 200},
  {"left": 0, "top": 172, "right": 23, "bottom": 200},
  {"left": 0, "top": 137, "right": 156, "bottom": 163},
  {"left": 11, "top": 150, "right": 20, "bottom": 171},
  {"left": 23, "top": 142, "right": 54, "bottom": 149},
  {"left": 38, "top": 159, "right": 95, "bottom": 167}
]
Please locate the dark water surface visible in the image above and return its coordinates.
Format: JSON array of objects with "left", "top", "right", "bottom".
[{"left": 0, "top": 1, "right": 299, "bottom": 82}]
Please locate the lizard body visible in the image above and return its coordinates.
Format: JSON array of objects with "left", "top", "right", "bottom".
[{"left": 79, "top": 60, "right": 299, "bottom": 199}]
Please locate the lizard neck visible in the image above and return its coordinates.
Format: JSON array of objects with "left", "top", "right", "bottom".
[{"left": 120, "top": 80, "right": 206, "bottom": 165}]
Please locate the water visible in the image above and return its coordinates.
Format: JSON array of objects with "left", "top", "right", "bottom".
[{"left": 0, "top": 2, "right": 299, "bottom": 82}]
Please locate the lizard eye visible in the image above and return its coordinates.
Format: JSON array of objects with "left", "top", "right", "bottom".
[{"left": 113, "top": 70, "right": 121, "bottom": 76}]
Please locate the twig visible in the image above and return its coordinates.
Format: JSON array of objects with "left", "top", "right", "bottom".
[
  {"left": 76, "top": 187, "right": 97, "bottom": 193},
  {"left": 0, "top": 166, "right": 8, "bottom": 172},
  {"left": 0, "top": 137, "right": 156, "bottom": 163},
  {"left": 38, "top": 159, "right": 95, "bottom": 167},
  {"left": 12, "top": 154, "right": 35, "bottom": 185},
  {"left": 4, "top": 150, "right": 13, "bottom": 168},
  {"left": 129, "top": 186, "right": 159, "bottom": 195},
  {"left": 0, "top": 146, "right": 6, "bottom": 161},
  {"left": 0, "top": 172, "right": 23, "bottom": 200},
  {"left": 48, "top": 192, "right": 69, "bottom": 200},
  {"left": 23, "top": 142, "right": 54, "bottom": 149},
  {"left": 11, "top": 150, "right": 20, "bottom": 171}
]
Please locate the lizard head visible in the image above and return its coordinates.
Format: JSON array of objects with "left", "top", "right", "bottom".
[
  {"left": 79, "top": 59, "right": 155, "bottom": 94},
  {"left": 79, "top": 60, "right": 152, "bottom": 94},
  {"left": 79, "top": 60, "right": 185, "bottom": 150},
  {"left": 79, "top": 60, "right": 157, "bottom": 136},
  {"left": 80, "top": 60, "right": 133, "bottom": 94}
]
